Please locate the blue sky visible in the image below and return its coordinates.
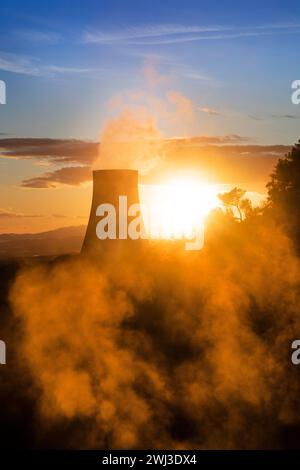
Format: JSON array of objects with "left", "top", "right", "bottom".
[{"left": 0, "top": 0, "right": 300, "bottom": 143}]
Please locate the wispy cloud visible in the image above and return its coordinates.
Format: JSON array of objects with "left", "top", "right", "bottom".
[
  {"left": 0, "top": 208, "right": 42, "bottom": 218},
  {"left": 184, "top": 71, "right": 211, "bottom": 80},
  {"left": 0, "top": 52, "right": 43, "bottom": 76},
  {"left": 201, "top": 107, "right": 223, "bottom": 116},
  {"left": 21, "top": 166, "right": 92, "bottom": 188},
  {"left": 248, "top": 114, "right": 264, "bottom": 121},
  {"left": 82, "top": 22, "right": 300, "bottom": 46},
  {"left": 45, "top": 65, "right": 102, "bottom": 75},
  {"left": 271, "top": 113, "right": 300, "bottom": 119},
  {"left": 52, "top": 213, "right": 68, "bottom": 218},
  {"left": 166, "top": 134, "right": 251, "bottom": 144},
  {"left": 0, "top": 51, "right": 103, "bottom": 77},
  {"left": 82, "top": 24, "right": 227, "bottom": 44},
  {"left": 248, "top": 113, "right": 300, "bottom": 121}
]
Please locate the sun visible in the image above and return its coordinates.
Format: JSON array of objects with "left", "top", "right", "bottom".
[{"left": 139, "top": 177, "right": 221, "bottom": 240}]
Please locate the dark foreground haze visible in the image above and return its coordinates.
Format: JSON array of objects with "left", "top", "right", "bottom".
[{"left": 0, "top": 214, "right": 299, "bottom": 449}]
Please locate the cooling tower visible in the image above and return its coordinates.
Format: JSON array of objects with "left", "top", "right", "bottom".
[{"left": 81, "top": 169, "right": 143, "bottom": 255}]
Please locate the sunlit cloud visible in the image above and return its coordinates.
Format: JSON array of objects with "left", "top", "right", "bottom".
[
  {"left": 0, "top": 138, "right": 98, "bottom": 164},
  {"left": 0, "top": 137, "right": 290, "bottom": 189},
  {"left": 21, "top": 166, "right": 92, "bottom": 188},
  {"left": 201, "top": 107, "right": 223, "bottom": 116}
]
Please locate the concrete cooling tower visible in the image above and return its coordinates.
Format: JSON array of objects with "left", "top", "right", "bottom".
[{"left": 81, "top": 169, "right": 143, "bottom": 255}]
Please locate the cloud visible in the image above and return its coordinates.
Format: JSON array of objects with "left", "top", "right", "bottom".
[
  {"left": 21, "top": 166, "right": 92, "bottom": 188},
  {"left": 82, "top": 23, "right": 300, "bottom": 46},
  {"left": 248, "top": 114, "right": 264, "bottom": 121},
  {"left": 184, "top": 72, "right": 210, "bottom": 80},
  {"left": 0, "top": 137, "right": 290, "bottom": 189},
  {"left": 201, "top": 107, "right": 223, "bottom": 116},
  {"left": 0, "top": 138, "right": 98, "bottom": 165},
  {"left": 50, "top": 214, "right": 87, "bottom": 220},
  {"left": 167, "top": 134, "right": 250, "bottom": 144},
  {"left": 271, "top": 114, "right": 300, "bottom": 120},
  {"left": 0, "top": 52, "right": 43, "bottom": 76},
  {"left": 0, "top": 52, "right": 103, "bottom": 77},
  {"left": 45, "top": 65, "right": 103, "bottom": 75},
  {"left": 82, "top": 24, "right": 227, "bottom": 44},
  {"left": 52, "top": 213, "right": 68, "bottom": 218},
  {"left": 0, "top": 208, "right": 42, "bottom": 218},
  {"left": 248, "top": 113, "right": 300, "bottom": 121}
]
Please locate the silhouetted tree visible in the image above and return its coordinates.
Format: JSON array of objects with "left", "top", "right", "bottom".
[
  {"left": 266, "top": 139, "right": 300, "bottom": 242},
  {"left": 239, "top": 198, "right": 256, "bottom": 219},
  {"left": 218, "top": 187, "right": 246, "bottom": 221}
]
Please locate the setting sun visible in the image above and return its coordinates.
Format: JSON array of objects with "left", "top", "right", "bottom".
[{"left": 139, "top": 178, "right": 221, "bottom": 240}]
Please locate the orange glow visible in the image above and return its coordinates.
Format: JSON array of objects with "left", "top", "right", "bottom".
[{"left": 139, "top": 177, "right": 222, "bottom": 240}]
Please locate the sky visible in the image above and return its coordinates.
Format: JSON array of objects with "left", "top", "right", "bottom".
[{"left": 0, "top": 0, "right": 300, "bottom": 232}]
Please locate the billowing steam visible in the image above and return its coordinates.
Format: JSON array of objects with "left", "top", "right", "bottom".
[
  {"left": 94, "top": 110, "right": 163, "bottom": 175},
  {"left": 9, "top": 215, "right": 300, "bottom": 449},
  {"left": 94, "top": 62, "right": 195, "bottom": 174}
]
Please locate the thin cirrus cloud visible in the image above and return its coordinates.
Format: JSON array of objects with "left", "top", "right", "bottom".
[
  {"left": 82, "top": 24, "right": 227, "bottom": 43},
  {"left": 201, "top": 107, "right": 223, "bottom": 116},
  {"left": 0, "top": 208, "right": 42, "bottom": 218},
  {"left": 0, "top": 52, "right": 43, "bottom": 76},
  {"left": 271, "top": 113, "right": 300, "bottom": 119},
  {"left": 0, "top": 51, "right": 103, "bottom": 77},
  {"left": 248, "top": 113, "right": 300, "bottom": 120},
  {"left": 82, "top": 22, "right": 300, "bottom": 45}
]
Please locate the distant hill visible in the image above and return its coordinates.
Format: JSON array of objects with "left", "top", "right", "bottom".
[{"left": 0, "top": 225, "right": 86, "bottom": 259}]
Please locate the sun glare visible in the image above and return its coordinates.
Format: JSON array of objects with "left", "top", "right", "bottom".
[{"left": 139, "top": 178, "right": 221, "bottom": 240}]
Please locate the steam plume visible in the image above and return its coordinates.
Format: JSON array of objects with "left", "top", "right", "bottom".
[{"left": 9, "top": 215, "right": 300, "bottom": 449}]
